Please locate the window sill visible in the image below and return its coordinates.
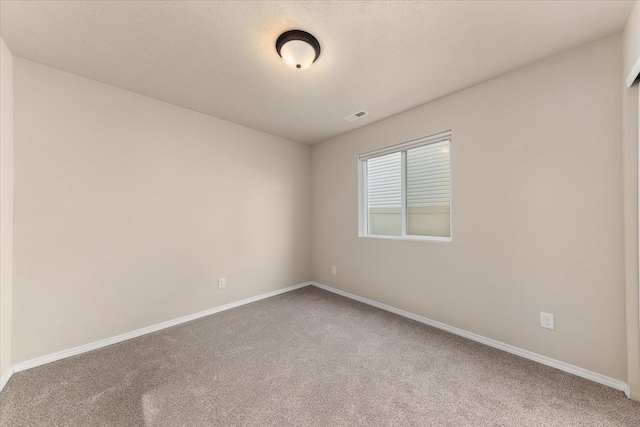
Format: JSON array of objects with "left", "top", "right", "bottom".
[{"left": 360, "top": 234, "right": 452, "bottom": 243}]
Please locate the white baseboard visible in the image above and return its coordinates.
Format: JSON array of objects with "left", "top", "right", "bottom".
[
  {"left": 2, "top": 280, "right": 631, "bottom": 399},
  {"left": 0, "top": 366, "right": 14, "bottom": 392},
  {"left": 311, "top": 281, "right": 631, "bottom": 398},
  {"left": 5, "top": 282, "right": 312, "bottom": 384}
]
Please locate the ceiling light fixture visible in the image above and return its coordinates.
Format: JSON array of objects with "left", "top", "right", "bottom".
[{"left": 275, "top": 30, "right": 321, "bottom": 70}]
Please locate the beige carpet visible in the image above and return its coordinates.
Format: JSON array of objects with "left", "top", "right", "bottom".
[{"left": 1, "top": 286, "right": 639, "bottom": 426}]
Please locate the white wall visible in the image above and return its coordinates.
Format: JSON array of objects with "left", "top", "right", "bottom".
[
  {"left": 622, "top": 75, "right": 639, "bottom": 401},
  {"left": 623, "top": 0, "right": 640, "bottom": 400},
  {"left": 0, "top": 38, "right": 14, "bottom": 380},
  {"left": 624, "top": 1, "right": 640, "bottom": 86},
  {"left": 311, "top": 35, "right": 627, "bottom": 382},
  {"left": 11, "top": 59, "right": 311, "bottom": 364}
]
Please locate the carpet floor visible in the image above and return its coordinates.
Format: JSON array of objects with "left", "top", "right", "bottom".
[{"left": 1, "top": 286, "right": 639, "bottom": 426}]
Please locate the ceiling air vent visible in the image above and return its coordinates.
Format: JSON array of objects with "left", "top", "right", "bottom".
[{"left": 343, "top": 110, "right": 369, "bottom": 122}]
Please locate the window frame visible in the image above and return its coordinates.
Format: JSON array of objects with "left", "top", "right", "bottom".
[{"left": 358, "top": 131, "right": 453, "bottom": 243}]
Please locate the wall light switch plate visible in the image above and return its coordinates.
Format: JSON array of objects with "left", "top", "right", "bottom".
[
  {"left": 540, "top": 312, "right": 554, "bottom": 330},
  {"left": 218, "top": 278, "right": 226, "bottom": 289},
  {"left": 331, "top": 266, "right": 336, "bottom": 275}
]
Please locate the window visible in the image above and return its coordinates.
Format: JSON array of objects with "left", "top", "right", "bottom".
[{"left": 359, "top": 131, "right": 451, "bottom": 242}]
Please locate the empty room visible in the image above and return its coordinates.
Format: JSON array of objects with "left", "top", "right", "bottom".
[{"left": 1, "top": 0, "right": 640, "bottom": 425}]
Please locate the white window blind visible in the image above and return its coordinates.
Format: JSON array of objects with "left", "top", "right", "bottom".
[
  {"left": 366, "top": 152, "right": 401, "bottom": 208},
  {"left": 407, "top": 141, "right": 450, "bottom": 207}
]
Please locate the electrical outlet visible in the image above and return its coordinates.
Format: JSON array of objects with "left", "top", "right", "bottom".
[
  {"left": 331, "top": 266, "right": 336, "bottom": 275},
  {"left": 218, "top": 278, "right": 226, "bottom": 289},
  {"left": 540, "top": 312, "right": 554, "bottom": 330}
]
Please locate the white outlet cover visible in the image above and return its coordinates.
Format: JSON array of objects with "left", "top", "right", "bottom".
[
  {"left": 540, "top": 312, "right": 554, "bottom": 330},
  {"left": 218, "top": 278, "right": 226, "bottom": 288},
  {"left": 331, "top": 266, "right": 336, "bottom": 275}
]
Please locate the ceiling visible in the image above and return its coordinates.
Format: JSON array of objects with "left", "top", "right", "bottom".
[{"left": 0, "top": 1, "right": 635, "bottom": 144}]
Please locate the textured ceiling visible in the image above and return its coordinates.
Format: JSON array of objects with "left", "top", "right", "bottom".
[{"left": 0, "top": 1, "right": 635, "bottom": 144}]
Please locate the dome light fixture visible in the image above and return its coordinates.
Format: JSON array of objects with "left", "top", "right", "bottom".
[{"left": 275, "top": 30, "right": 321, "bottom": 70}]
